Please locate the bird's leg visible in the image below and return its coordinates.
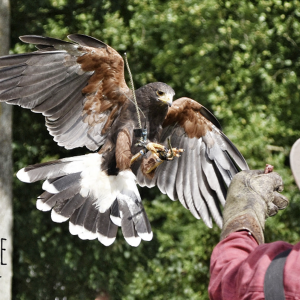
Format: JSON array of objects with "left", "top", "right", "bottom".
[
  {"left": 130, "top": 152, "right": 142, "bottom": 165},
  {"left": 130, "top": 149, "right": 147, "bottom": 165}
]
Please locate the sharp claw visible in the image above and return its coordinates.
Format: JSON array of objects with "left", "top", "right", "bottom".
[
  {"left": 166, "top": 147, "right": 184, "bottom": 160},
  {"left": 153, "top": 153, "right": 160, "bottom": 160}
]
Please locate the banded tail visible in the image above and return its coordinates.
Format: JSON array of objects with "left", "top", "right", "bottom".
[{"left": 17, "top": 153, "right": 152, "bottom": 247}]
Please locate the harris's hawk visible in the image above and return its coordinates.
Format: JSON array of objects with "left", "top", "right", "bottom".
[{"left": 0, "top": 34, "right": 248, "bottom": 246}]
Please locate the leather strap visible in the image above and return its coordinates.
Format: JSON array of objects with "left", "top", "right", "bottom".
[{"left": 264, "top": 249, "right": 292, "bottom": 300}]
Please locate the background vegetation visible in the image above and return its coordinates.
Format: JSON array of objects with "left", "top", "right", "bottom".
[{"left": 8, "top": 0, "right": 300, "bottom": 299}]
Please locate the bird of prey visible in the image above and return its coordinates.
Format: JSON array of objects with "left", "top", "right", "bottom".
[{"left": 0, "top": 34, "right": 248, "bottom": 246}]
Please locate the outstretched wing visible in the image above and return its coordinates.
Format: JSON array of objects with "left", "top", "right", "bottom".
[
  {"left": 136, "top": 97, "right": 249, "bottom": 228},
  {"left": 0, "top": 34, "right": 132, "bottom": 150}
]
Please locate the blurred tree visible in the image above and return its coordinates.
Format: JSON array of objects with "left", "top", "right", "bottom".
[
  {"left": 8, "top": 0, "right": 300, "bottom": 299},
  {"left": 0, "top": 0, "right": 13, "bottom": 299}
]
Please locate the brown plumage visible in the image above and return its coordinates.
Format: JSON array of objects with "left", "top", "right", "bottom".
[
  {"left": 0, "top": 34, "right": 248, "bottom": 247},
  {"left": 163, "top": 97, "right": 213, "bottom": 139}
]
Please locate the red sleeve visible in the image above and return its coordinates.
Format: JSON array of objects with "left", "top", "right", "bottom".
[{"left": 208, "top": 231, "right": 294, "bottom": 300}]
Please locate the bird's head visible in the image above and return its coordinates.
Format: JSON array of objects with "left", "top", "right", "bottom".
[{"left": 137, "top": 82, "right": 175, "bottom": 108}]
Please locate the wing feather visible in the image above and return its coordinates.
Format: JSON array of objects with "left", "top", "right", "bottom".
[
  {"left": 200, "top": 146, "right": 223, "bottom": 227},
  {"left": 0, "top": 64, "right": 27, "bottom": 80},
  {"left": 32, "top": 70, "right": 88, "bottom": 113},
  {"left": 161, "top": 157, "right": 179, "bottom": 201},
  {"left": 0, "top": 34, "right": 132, "bottom": 150},
  {"left": 174, "top": 138, "right": 189, "bottom": 210},
  {"left": 182, "top": 145, "right": 201, "bottom": 219},
  {"left": 136, "top": 97, "right": 248, "bottom": 228},
  {"left": 0, "top": 71, "right": 68, "bottom": 101},
  {"left": 190, "top": 140, "right": 212, "bottom": 227}
]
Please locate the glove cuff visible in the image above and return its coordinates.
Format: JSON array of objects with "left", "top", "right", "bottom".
[{"left": 220, "top": 212, "right": 264, "bottom": 244}]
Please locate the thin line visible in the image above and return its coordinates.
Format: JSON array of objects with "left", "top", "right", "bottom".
[
  {"left": 124, "top": 53, "right": 142, "bottom": 129},
  {"left": 121, "top": 90, "right": 146, "bottom": 119}
]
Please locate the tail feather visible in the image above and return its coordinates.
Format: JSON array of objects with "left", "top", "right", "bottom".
[
  {"left": 36, "top": 185, "right": 81, "bottom": 212},
  {"left": 42, "top": 172, "right": 81, "bottom": 193},
  {"left": 97, "top": 210, "right": 118, "bottom": 246},
  {"left": 17, "top": 157, "right": 84, "bottom": 183},
  {"left": 110, "top": 200, "right": 121, "bottom": 226},
  {"left": 82, "top": 199, "right": 99, "bottom": 233},
  {"left": 117, "top": 190, "right": 152, "bottom": 241},
  {"left": 17, "top": 153, "right": 153, "bottom": 246},
  {"left": 36, "top": 191, "right": 54, "bottom": 211},
  {"left": 118, "top": 199, "right": 141, "bottom": 247},
  {"left": 68, "top": 198, "right": 98, "bottom": 240},
  {"left": 68, "top": 202, "right": 97, "bottom": 241},
  {"left": 59, "top": 193, "right": 86, "bottom": 219}
]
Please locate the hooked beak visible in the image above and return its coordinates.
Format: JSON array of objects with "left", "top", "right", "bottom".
[{"left": 158, "top": 93, "right": 173, "bottom": 107}]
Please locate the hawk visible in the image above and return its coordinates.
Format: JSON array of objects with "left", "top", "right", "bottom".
[{"left": 0, "top": 34, "right": 248, "bottom": 246}]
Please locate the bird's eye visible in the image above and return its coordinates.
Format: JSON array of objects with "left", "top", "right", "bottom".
[{"left": 156, "top": 90, "right": 164, "bottom": 96}]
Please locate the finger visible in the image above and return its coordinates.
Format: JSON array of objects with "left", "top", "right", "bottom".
[
  {"left": 273, "top": 192, "right": 289, "bottom": 210},
  {"left": 267, "top": 202, "right": 278, "bottom": 217}
]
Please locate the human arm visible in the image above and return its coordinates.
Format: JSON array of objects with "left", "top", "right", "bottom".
[{"left": 208, "top": 169, "right": 290, "bottom": 300}]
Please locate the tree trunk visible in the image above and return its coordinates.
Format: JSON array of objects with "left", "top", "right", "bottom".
[{"left": 0, "top": 0, "right": 13, "bottom": 299}]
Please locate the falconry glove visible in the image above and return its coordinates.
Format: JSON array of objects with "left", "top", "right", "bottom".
[{"left": 220, "top": 170, "right": 289, "bottom": 244}]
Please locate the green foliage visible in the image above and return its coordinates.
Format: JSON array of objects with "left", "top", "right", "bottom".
[{"left": 10, "top": 0, "right": 300, "bottom": 299}]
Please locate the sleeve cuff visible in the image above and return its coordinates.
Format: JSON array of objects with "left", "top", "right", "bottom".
[{"left": 220, "top": 213, "right": 264, "bottom": 244}]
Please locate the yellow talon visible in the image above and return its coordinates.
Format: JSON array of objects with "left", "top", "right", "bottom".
[
  {"left": 146, "top": 142, "right": 166, "bottom": 152},
  {"left": 167, "top": 148, "right": 184, "bottom": 160},
  {"left": 145, "top": 142, "right": 184, "bottom": 161},
  {"left": 146, "top": 142, "right": 166, "bottom": 160}
]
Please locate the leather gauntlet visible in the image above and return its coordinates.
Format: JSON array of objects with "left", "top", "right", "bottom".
[{"left": 220, "top": 170, "right": 289, "bottom": 244}]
